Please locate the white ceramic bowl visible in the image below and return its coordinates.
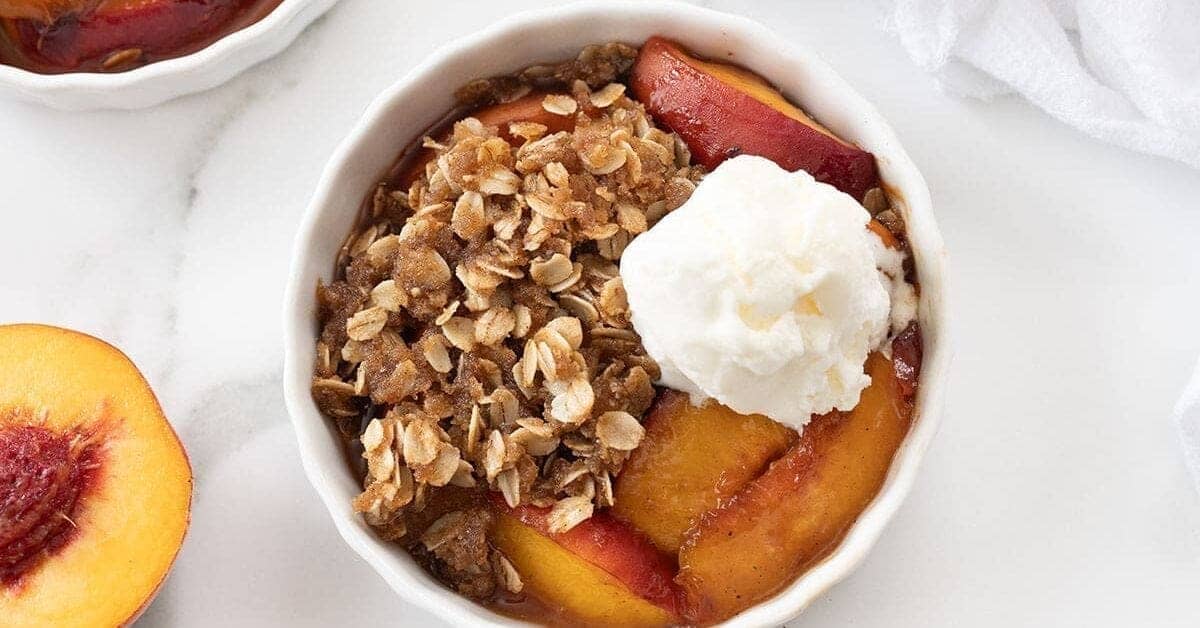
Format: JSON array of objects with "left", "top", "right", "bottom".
[
  {"left": 0, "top": 0, "right": 340, "bottom": 110},
  {"left": 283, "top": 2, "right": 951, "bottom": 625}
]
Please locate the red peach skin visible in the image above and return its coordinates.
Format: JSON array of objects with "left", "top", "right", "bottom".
[
  {"left": 491, "top": 512, "right": 676, "bottom": 627},
  {"left": 493, "top": 497, "right": 682, "bottom": 619},
  {"left": 631, "top": 36, "right": 880, "bottom": 201}
]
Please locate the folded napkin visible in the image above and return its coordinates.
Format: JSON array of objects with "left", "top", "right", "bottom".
[
  {"left": 886, "top": 0, "right": 1200, "bottom": 494},
  {"left": 885, "top": 0, "right": 1200, "bottom": 169}
]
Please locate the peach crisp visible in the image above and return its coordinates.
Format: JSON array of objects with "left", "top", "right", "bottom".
[
  {"left": 311, "top": 38, "right": 922, "bottom": 626},
  {"left": 0, "top": 0, "right": 283, "bottom": 73}
]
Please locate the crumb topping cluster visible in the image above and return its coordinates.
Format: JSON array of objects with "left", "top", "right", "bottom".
[{"left": 310, "top": 44, "right": 704, "bottom": 597}]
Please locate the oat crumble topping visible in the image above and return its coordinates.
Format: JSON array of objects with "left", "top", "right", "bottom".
[{"left": 311, "top": 43, "right": 706, "bottom": 599}]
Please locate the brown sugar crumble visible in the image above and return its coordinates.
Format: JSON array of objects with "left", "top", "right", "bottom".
[{"left": 310, "top": 43, "right": 707, "bottom": 599}]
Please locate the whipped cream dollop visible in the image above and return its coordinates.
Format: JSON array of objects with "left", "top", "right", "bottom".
[{"left": 621, "top": 155, "right": 892, "bottom": 429}]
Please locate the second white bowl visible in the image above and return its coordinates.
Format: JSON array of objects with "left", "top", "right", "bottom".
[{"left": 0, "top": 0, "right": 341, "bottom": 110}]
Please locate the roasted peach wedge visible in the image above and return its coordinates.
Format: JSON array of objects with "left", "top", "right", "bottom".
[
  {"left": 477, "top": 91, "right": 577, "bottom": 142},
  {"left": 493, "top": 498, "right": 681, "bottom": 619},
  {"left": 491, "top": 503, "right": 680, "bottom": 627},
  {"left": 631, "top": 36, "right": 880, "bottom": 201},
  {"left": 0, "top": 0, "right": 279, "bottom": 73},
  {"left": 676, "top": 350, "right": 917, "bottom": 623},
  {"left": 396, "top": 91, "right": 577, "bottom": 188},
  {"left": 612, "top": 392, "right": 796, "bottom": 554},
  {"left": 0, "top": 324, "right": 191, "bottom": 628}
]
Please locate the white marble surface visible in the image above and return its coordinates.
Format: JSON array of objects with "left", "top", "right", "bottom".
[{"left": 1, "top": 1, "right": 1198, "bottom": 626}]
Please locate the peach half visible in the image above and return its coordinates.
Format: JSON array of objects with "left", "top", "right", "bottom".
[{"left": 0, "top": 324, "right": 191, "bottom": 628}]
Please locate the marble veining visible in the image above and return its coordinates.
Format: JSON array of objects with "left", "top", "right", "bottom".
[{"left": 1, "top": 0, "right": 1198, "bottom": 626}]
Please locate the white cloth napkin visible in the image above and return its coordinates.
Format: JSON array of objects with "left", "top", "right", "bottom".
[
  {"left": 886, "top": 0, "right": 1200, "bottom": 494},
  {"left": 885, "top": 0, "right": 1200, "bottom": 169}
]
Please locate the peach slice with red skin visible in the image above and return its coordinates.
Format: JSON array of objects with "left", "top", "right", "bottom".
[
  {"left": 491, "top": 497, "right": 682, "bottom": 619},
  {"left": 0, "top": 324, "right": 191, "bottom": 628},
  {"left": 631, "top": 36, "right": 880, "bottom": 200},
  {"left": 491, "top": 512, "right": 675, "bottom": 627},
  {"left": 0, "top": 0, "right": 277, "bottom": 72},
  {"left": 676, "top": 349, "right": 918, "bottom": 623},
  {"left": 611, "top": 392, "right": 796, "bottom": 554}
]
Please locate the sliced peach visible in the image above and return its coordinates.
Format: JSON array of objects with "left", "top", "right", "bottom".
[
  {"left": 494, "top": 498, "right": 681, "bottom": 618},
  {"left": 475, "top": 91, "right": 576, "bottom": 141},
  {"left": 1, "top": 0, "right": 276, "bottom": 72},
  {"left": 492, "top": 512, "right": 675, "bottom": 627},
  {"left": 631, "top": 36, "right": 880, "bottom": 200},
  {"left": 396, "top": 91, "right": 576, "bottom": 187},
  {"left": 676, "top": 351, "right": 913, "bottom": 623},
  {"left": 0, "top": 324, "right": 191, "bottom": 628},
  {"left": 611, "top": 392, "right": 796, "bottom": 554}
]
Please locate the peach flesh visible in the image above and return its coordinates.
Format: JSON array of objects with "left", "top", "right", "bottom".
[
  {"left": 495, "top": 497, "right": 682, "bottom": 617},
  {"left": 0, "top": 324, "right": 191, "bottom": 628},
  {"left": 611, "top": 392, "right": 797, "bottom": 555},
  {"left": 394, "top": 91, "right": 575, "bottom": 188},
  {"left": 0, "top": 415, "right": 107, "bottom": 589},
  {"left": 675, "top": 351, "right": 918, "bottom": 622},
  {"left": 492, "top": 512, "right": 676, "bottom": 627}
]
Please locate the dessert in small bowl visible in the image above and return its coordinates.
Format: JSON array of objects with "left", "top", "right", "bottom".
[
  {"left": 0, "top": 0, "right": 339, "bottom": 109},
  {"left": 283, "top": 3, "right": 949, "bottom": 626}
]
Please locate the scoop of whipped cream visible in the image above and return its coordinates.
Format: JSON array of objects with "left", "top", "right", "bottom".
[{"left": 621, "top": 155, "right": 891, "bottom": 429}]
